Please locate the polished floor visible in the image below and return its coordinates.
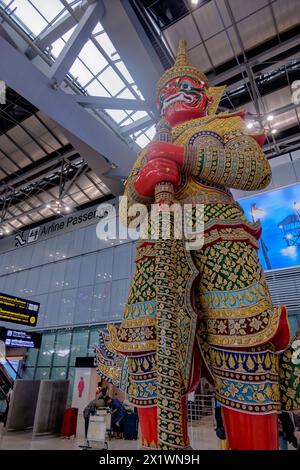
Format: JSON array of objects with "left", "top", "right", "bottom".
[{"left": 0, "top": 418, "right": 219, "bottom": 450}]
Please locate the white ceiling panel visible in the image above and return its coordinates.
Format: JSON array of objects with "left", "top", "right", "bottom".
[
  {"left": 272, "top": 110, "right": 298, "bottom": 131},
  {"left": 273, "top": 0, "right": 300, "bottom": 33},
  {"left": 205, "top": 27, "right": 242, "bottom": 68},
  {"left": 188, "top": 43, "right": 212, "bottom": 73},
  {"left": 237, "top": 7, "right": 277, "bottom": 50},
  {"left": 228, "top": 0, "right": 269, "bottom": 22},
  {"left": 193, "top": 1, "right": 228, "bottom": 40},
  {"left": 163, "top": 14, "right": 201, "bottom": 55}
]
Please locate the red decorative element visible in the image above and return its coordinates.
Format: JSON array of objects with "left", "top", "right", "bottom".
[
  {"left": 222, "top": 407, "right": 278, "bottom": 450},
  {"left": 138, "top": 406, "right": 158, "bottom": 448},
  {"left": 158, "top": 76, "right": 209, "bottom": 127},
  {"left": 251, "top": 133, "right": 266, "bottom": 147},
  {"left": 146, "top": 141, "right": 184, "bottom": 165},
  {"left": 270, "top": 305, "right": 291, "bottom": 351},
  {"left": 134, "top": 158, "right": 180, "bottom": 197},
  {"left": 138, "top": 398, "right": 189, "bottom": 448}
]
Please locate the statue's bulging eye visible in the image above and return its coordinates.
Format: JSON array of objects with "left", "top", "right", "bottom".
[{"left": 180, "top": 81, "right": 192, "bottom": 91}]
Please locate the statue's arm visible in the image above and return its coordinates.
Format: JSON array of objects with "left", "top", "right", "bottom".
[
  {"left": 119, "top": 150, "right": 152, "bottom": 227},
  {"left": 183, "top": 132, "right": 271, "bottom": 191}
]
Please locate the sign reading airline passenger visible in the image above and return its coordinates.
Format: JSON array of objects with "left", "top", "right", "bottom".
[
  {"left": 0, "top": 328, "right": 42, "bottom": 348},
  {"left": 0, "top": 292, "right": 40, "bottom": 326}
]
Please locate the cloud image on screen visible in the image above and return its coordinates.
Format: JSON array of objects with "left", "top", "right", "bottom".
[{"left": 239, "top": 183, "right": 300, "bottom": 270}]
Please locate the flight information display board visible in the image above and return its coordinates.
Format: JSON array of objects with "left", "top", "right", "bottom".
[
  {"left": 0, "top": 328, "right": 42, "bottom": 349},
  {"left": 0, "top": 292, "right": 40, "bottom": 326}
]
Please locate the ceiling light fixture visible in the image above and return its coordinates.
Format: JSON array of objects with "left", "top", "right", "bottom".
[
  {"left": 246, "top": 122, "right": 254, "bottom": 129},
  {"left": 271, "top": 128, "right": 277, "bottom": 134},
  {"left": 267, "top": 115, "right": 274, "bottom": 121},
  {"left": 46, "top": 204, "right": 51, "bottom": 208},
  {"left": 191, "top": 0, "right": 199, "bottom": 5}
]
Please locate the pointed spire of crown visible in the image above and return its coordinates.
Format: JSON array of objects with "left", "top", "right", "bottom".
[{"left": 174, "top": 39, "right": 189, "bottom": 67}]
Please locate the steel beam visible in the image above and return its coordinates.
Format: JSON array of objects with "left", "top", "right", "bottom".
[
  {"left": 208, "top": 34, "right": 300, "bottom": 87},
  {"left": 27, "top": 0, "right": 97, "bottom": 58},
  {"left": 49, "top": 1, "right": 104, "bottom": 86},
  {"left": 101, "top": 0, "right": 164, "bottom": 105},
  {"left": 0, "top": 35, "right": 135, "bottom": 194},
  {"left": 74, "top": 95, "right": 151, "bottom": 111},
  {"left": 120, "top": 116, "right": 154, "bottom": 136}
]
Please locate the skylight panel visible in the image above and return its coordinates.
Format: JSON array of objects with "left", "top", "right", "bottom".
[
  {"left": 115, "top": 61, "right": 134, "bottom": 84},
  {"left": 69, "top": 59, "right": 94, "bottom": 87},
  {"left": 99, "top": 67, "right": 125, "bottom": 96},
  {"left": 105, "top": 109, "right": 129, "bottom": 124},
  {"left": 79, "top": 40, "right": 108, "bottom": 75},
  {"left": 9, "top": 0, "right": 48, "bottom": 36},
  {"left": 117, "top": 89, "right": 135, "bottom": 99},
  {"left": 130, "top": 111, "right": 148, "bottom": 121},
  {"left": 132, "top": 84, "right": 144, "bottom": 99},
  {"left": 135, "top": 134, "right": 150, "bottom": 149},
  {"left": 62, "top": 25, "right": 76, "bottom": 41},
  {"left": 92, "top": 22, "right": 104, "bottom": 36},
  {"left": 51, "top": 38, "right": 65, "bottom": 58},
  {"left": 145, "top": 125, "right": 156, "bottom": 140},
  {"left": 120, "top": 117, "right": 134, "bottom": 126},
  {"left": 30, "top": 0, "right": 64, "bottom": 23},
  {"left": 85, "top": 80, "right": 110, "bottom": 97},
  {"left": 95, "top": 31, "right": 117, "bottom": 59},
  {"left": 50, "top": 26, "right": 76, "bottom": 57}
]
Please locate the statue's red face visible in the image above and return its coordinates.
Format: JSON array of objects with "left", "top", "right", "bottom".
[{"left": 158, "top": 75, "right": 210, "bottom": 127}]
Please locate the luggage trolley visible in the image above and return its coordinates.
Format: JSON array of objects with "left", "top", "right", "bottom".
[{"left": 83, "top": 407, "right": 111, "bottom": 450}]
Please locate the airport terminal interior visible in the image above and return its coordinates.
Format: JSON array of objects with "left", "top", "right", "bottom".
[{"left": 0, "top": 0, "right": 300, "bottom": 452}]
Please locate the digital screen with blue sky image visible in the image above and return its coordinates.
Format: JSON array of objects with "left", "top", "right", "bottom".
[{"left": 239, "top": 183, "right": 300, "bottom": 271}]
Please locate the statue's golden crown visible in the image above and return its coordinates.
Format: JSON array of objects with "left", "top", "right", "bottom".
[
  {"left": 156, "top": 39, "right": 208, "bottom": 94},
  {"left": 156, "top": 39, "right": 226, "bottom": 116}
]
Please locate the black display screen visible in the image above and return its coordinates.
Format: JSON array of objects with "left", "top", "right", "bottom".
[
  {"left": 0, "top": 327, "right": 42, "bottom": 349},
  {"left": 0, "top": 292, "right": 40, "bottom": 326}
]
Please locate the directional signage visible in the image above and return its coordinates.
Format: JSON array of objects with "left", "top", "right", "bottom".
[
  {"left": 0, "top": 328, "right": 42, "bottom": 349},
  {"left": 0, "top": 292, "right": 40, "bottom": 326}
]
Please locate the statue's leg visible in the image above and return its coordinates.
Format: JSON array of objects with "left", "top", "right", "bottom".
[
  {"left": 138, "top": 397, "right": 189, "bottom": 449},
  {"left": 194, "top": 238, "right": 288, "bottom": 450},
  {"left": 222, "top": 407, "right": 278, "bottom": 450}
]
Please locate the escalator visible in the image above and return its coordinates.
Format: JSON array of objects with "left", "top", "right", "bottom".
[{"left": 0, "top": 360, "right": 15, "bottom": 421}]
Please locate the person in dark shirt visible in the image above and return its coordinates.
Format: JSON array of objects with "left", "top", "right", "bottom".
[{"left": 104, "top": 396, "right": 125, "bottom": 436}]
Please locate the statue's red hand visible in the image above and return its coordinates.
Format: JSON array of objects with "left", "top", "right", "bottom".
[
  {"left": 134, "top": 158, "right": 180, "bottom": 197},
  {"left": 146, "top": 141, "right": 184, "bottom": 166}
]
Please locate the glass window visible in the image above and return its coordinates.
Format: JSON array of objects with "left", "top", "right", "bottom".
[
  {"left": 95, "top": 248, "right": 113, "bottom": 283},
  {"left": 66, "top": 228, "right": 85, "bottom": 258},
  {"left": 99, "top": 67, "right": 125, "bottom": 96},
  {"left": 64, "top": 258, "right": 80, "bottom": 289},
  {"left": 35, "top": 367, "right": 50, "bottom": 380},
  {"left": 50, "top": 261, "right": 66, "bottom": 291},
  {"left": 91, "top": 283, "right": 111, "bottom": 322},
  {"left": 44, "top": 291, "right": 61, "bottom": 327},
  {"left": 53, "top": 331, "right": 72, "bottom": 366},
  {"left": 79, "top": 40, "right": 108, "bottom": 74},
  {"left": 69, "top": 329, "right": 89, "bottom": 366},
  {"left": 75, "top": 285, "right": 93, "bottom": 324},
  {"left": 79, "top": 253, "right": 96, "bottom": 287},
  {"left": 36, "top": 264, "right": 53, "bottom": 295},
  {"left": 24, "top": 267, "right": 40, "bottom": 296},
  {"left": 67, "top": 367, "right": 75, "bottom": 407},
  {"left": 60, "top": 289, "right": 77, "bottom": 325},
  {"left": 50, "top": 367, "right": 67, "bottom": 380},
  {"left": 26, "top": 348, "right": 39, "bottom": 367},
  {"left": 37, "top": 333, "right": 56, "bottom": 367},
  {"left": 88, "top": 327, "right": 101, "bottom": 356},
  {"left": 24, "top": 367, "right": 35, "bottom": 379}
]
